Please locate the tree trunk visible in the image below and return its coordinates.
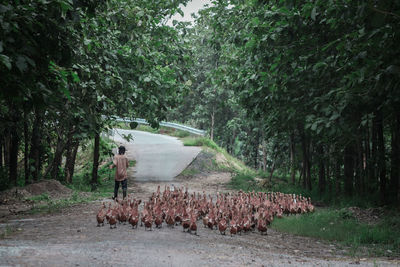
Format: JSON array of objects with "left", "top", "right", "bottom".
[
  {"left": 210, "top": 108, "right": 215, "bottom": 141},
  {"left": 64, "top": 130, "right": 74, "bottom": 184},
  {"left": 269, "top": 161, "right": 276, "bottom": 183},
  {"left": 390, "top": 111, "right": 400, "bottom": 204},
  {"left": 24, "top": 111, "right": 29, "bottom": 185},
  {"left": 335, "top": 154, "right": 341, "bottom": 194},
  {"left": 364, "top": 122, "right": 371, "bottom": 192},
  {"left": 306, "top": 139, "right": 312, "bottom": 191},
  {"left": 91, "top": 132, "right": 100, "bottom": 185},
  {"left": 261, "top": 140, "right": 267, "bottom": 172},
  {"left": 370, "top": 115, "right": 378, "bottom": 192},
  {"left": 29, "top": 115, "right": 41, "bottom": 181},
  {"left": 299, "top": 125, "right": 311, "bottom": 190},
  {"left": 9, "top": 128, "right": 19, "bottom": 186},
  {"left": 344, "top": 142, "right": 355, "bottom": 196},
  {"left": 355, "top": 136, "right": 363, "bottom": 196},
  {"left": 45, "top": 135, "right": 65, "bottom": 180},
  {"left": 4, "top": 129, "right": 10, "bottom": 174},
  {"left": 65, "top": 139, "right": 79, "bottom": 184},
  {"left": 290, "top": 133, "right": 296, "bottom": 184},
  {"left": 254, "top": 130, "right": 260, "bottom": 169},
  {"left": 376, "top": 111, "right": 387, "bottom": 204},
  {"left": 326, "top": 150, "right": 331, "bottom": 195},
  {"left": 318, "top": 145, "right": 325, "bottom": 195},
  {"left": 0, "top": 134, "right": 3, "bottom": 169}
]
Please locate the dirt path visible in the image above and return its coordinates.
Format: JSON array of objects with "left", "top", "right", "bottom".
[{"left": 1, "top": 170, "right": 399, "bottom": 266}]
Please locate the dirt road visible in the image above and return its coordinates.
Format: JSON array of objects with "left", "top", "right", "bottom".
[
  {"left": 1, "top": 171, "right": 398, "bottom": 266},
  {"left": 0, "top": 132, "right": 398, "bottom": 266}
]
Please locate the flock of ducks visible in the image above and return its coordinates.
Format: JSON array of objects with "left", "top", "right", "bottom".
[{"left": 96, "top": 186, "right": 315, "bottom": 236}]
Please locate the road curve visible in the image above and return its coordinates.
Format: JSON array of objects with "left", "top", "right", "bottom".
[{"left": 109, "top": 128, "right": 201, "bottom": 182}]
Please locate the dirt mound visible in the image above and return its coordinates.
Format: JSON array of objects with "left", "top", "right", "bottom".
[
  {"left": 0, "top": 180, "right": 73, "bottom": 217},
  {"left": 179, "top": 150, "right": 216, "bottom": 176},
  {"left": 0, "top": 180, "right": 72, "bottom": 205},
  {"left": 25, "top": 180, "right": 72, "bottom": 197}
]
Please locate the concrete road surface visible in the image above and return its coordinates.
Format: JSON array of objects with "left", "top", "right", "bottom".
[{"left": 109, "top": 128, "right": 201, "bottom": 182}]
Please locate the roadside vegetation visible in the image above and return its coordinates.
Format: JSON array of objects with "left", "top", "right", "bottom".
[{"left": 180, "top": 135, "right": 400, "bottom": 257}]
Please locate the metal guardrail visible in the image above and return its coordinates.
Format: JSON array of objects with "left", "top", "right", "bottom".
[{"left": 115, "top": 117, "right": 206, "bottom": 136}]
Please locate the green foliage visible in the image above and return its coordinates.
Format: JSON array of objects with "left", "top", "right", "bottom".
[
  {"left": 183, "top": 137, "right": 220, "bottom": 151},
  {"left": 27, "top": 193, "right": 50, "bottom": 202},
  {"left": 168, "top": 0, "right": 400, "bottom": 206},
  {"left": 271, "top": 209, "right": 400, "bottom": 256},
  {"left": 230, "top": 172, "right": 258, "bottom": 191},
  {"left": 0, "top": 0, "right": 191, "bottom": 188}
]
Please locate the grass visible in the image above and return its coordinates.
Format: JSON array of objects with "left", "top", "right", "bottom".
[
  {"left": 180, "top": 168, "right": 200, "bottom": 177},
  {"left": 27, "top": 193, "right": 51, "bottom": 202},
  {"left": 229, "top": 170, "right": 400, "bottom": 256},
  {"left": 271, "top": 208, "right": 400, "bottom": 257},
  {"left": 0, "top": 225, "right": 16, "bottom": 239},
  {"left": 183, "top": 136, "right": 221, "bottom": 151},
  {"left": 229, "top": 172, "right": 259, "bottom": 191},
  {"left": 28, "top": 191, "right": 105, "bottom": 214}
]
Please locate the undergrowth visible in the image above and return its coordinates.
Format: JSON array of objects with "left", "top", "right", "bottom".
[{"left": 271, "top": 209, "right": 400, "bottom": 257}]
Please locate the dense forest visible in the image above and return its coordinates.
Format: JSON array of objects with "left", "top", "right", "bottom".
[
  {"left": 1, "top": 0, "right": 399, "bottom": 206},
  {"left": 0, "top": 0, "right": 191, "bottom": 188},
  {"left": 168, "top": 0, "right": 400, "bottom": 205}
]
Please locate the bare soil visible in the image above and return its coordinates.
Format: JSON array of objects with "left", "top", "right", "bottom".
[{"left": 0, "top": 153, "right": 398, "bottom": 266}]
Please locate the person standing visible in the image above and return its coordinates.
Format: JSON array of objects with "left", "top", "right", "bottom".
[{"left": 110, "top": 146, "right": 129, "bottom": 199}]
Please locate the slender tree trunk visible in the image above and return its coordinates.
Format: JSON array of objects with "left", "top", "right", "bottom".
[
  {"left": 364, "top": 123, "right": 371, "bottom": 192},
  {"left": 24, "top": 111, "right": 29, "bottom": 185},
  {"left": 335, "top": 154, "right": 341, "bottom": 194},
  {"left": 299, "top": 126, "right": 307, "bottom": 189},
  {"left": 64, "top": 130, "right": 74, "bottom": 184},
  {"left": 210, "top": 108, "right": 215, "bottom": 141},
  {"left": 0, "top": 134, "right": 3, "bottom": 169},
  {"left": 299, "top": 128, "right": 312, "bottom": 190},
  {"left": 371, "top": 115, "right": 378, "bottom": 192},
  {"left": 318, "top": 145, "right": 325, "bottom": 195},
  {"left": 355, "top": 136, "right": 363, "bottom": 196},
  {"left": 91, "top": 132, "right": 100, "bottom": 185},
  {"left": 390, "top": 111, "right": 400, "bottom": 204},
  {"left": 46, "top": 135, "right": 65, "bottom": 180},
  {"left": 29, "top": 116, "right": 41, "bottom": 181},
  {"left": 376, "top": 111, "right": 387, "bottom": 204},
  {"left": 306, "top": 139, "right": 312, "bottom": 191},
  {"left": 262, "top": 140, "right": 267, "bottom": 172},
  {"left": 9, "top": 128, "right": 19, "bottom": 186},
  {"left": 326, "top": 150, "right": 332, "bottom": 195},
  {"left": 269, "top": 161, "right": 276, "bottom": 183},
  {"left": 344, "top": 142, "right": 355, "bottom": 196},
  {"left": 65, "top": 139, "right": 79, "bottom": 184},
  {"left": 254, "top": 130, "right": 260, "bottom": 169},
  {"left": 290, "top": 133, "right": 296, "bottom": 184},
  {"left": 4, "top": 129, "right": 10, "bottom": 173}
]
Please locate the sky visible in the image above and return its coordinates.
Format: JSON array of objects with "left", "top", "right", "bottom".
[{"left": 167, "top": 0, "right": 212, "bottom": 26}]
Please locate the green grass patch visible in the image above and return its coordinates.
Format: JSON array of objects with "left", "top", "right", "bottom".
[
  {"left": 271, "top": 208, "right": 400, "bottom": 257},
  {"left": 27, "top": 193, "right": 51, "bottom": 202},
  {"left": 28, "top": 191, "right": 105, "bottom": 214},
  {"left": 180, "top": 168, "right": 200, "bottom": 177},
  {"left": 183, "top": 137, "right": 220, "bottom": 150},
  {"left": 230, "top": 172, "right": 259, "bottom": 191}
]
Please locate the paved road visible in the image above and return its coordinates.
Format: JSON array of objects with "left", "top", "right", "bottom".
[{"left": 109, "top": 129, "right": 201, "bottom": 182}]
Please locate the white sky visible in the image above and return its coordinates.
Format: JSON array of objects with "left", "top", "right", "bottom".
[{"left": 167, "top": 0, "right": 212, "bottom": 26}]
